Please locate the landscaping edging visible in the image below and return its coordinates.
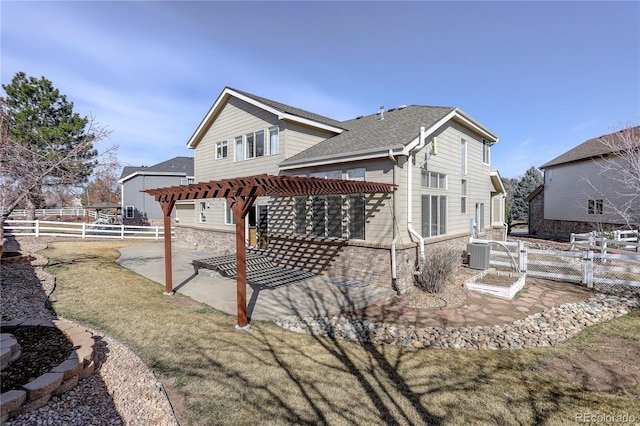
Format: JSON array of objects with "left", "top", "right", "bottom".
[
  {"left": 0, "top": 318, "right": 97, "bottom": 423},
  {"left": 274, "top": 291, "right": 640, "bottom": 350}
]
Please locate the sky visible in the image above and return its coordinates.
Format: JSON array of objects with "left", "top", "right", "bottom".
[{"left": 1, "top": 1, "right": 639, "bottom": 179}]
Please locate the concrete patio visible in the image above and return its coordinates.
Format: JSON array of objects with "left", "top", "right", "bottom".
[{"left": 116, "top": 243, "right": 397, "bottom": 321}]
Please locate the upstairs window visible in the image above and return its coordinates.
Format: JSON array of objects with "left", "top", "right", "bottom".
[
  {"left": 215, "top": 140, "right": 228, "bottom": 159},
  {"left": 245, "top": 130, "right": 265, "bottom": 159},
  {"left": 461, "top": 139, "right": 467, "bottom": 175},
  {"left": 180, "top": 178, "right": 194, "bottom": 185},
  {"left": 234, "top": 136, "right": 243, "bottom": 162},
  {"left": 421, "top": 170, "right": 447, "bottom": 189},
  {"left": 461, "top": 179, "right": 467, "bottom": 214},
  {"left": 482, "top": 139, "right": 490, "bottom": 164},
  {"left": 269, "top": 126, "right": 279, "bottom": 155},
  {"left": 125, "top": 206, "right": 134, "bottom": 218}
]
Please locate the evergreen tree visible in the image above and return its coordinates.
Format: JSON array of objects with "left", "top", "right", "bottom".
[
  {"left": 512, "top": 166, "right": 543, "bottom": 222},
  {"left": 1, "top": 72, "right": 100, "bottom": 219}
]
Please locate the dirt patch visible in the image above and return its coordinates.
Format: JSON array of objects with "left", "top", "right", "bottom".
[
  {"left": 472, "top": 272, "right": 523, "bottom": 288},
  {"left": 539, "top": 336, "right": 640, "bottom": 397}
]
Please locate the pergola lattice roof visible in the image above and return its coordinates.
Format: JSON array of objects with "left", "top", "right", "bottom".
[{"left": 144, "top": 174, "right": 395, "bottom": 202}]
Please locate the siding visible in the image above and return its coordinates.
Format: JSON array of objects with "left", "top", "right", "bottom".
[
  {"left": 284, "top": 122, "right": 337, "bottom": 159},
  {"left": 403, "top": 122, "right": 493, "bottom": 243},
  {"left": 544, "top": 157, "right": 628, "bottom": 224},
  {"left": 122, "top": 174, "right": 186, "bottom": 220},
  {"left": 194, "top": 97, "right": 282, "bottom": 181}
]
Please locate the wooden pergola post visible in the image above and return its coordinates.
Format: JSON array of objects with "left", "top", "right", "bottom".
[
  {"left": 161, "top": 200, "right": 176, "bottom": 294},
  {"left": 228, "top": 195, "right": 257, "bottom": 329}
]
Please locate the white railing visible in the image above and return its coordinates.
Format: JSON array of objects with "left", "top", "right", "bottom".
[
  {"left": 3, "top": 208, "right": 88, "bottom": 218},
  {"left": 570, "top": 230, "right": 639, "bottom": 254},
  {"left": 477, "top": 239, "right": 640, "bottom": 289},
  {"left": 4, "top": 220, "right": 173, "bottom": 241}
]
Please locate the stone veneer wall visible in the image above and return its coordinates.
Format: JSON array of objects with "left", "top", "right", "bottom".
[{"left": 175, "top": 226, "right": 486, "bottom": 294}]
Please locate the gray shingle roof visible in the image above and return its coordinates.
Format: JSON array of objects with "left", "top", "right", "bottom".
[
  {"left": 120, "top": 156, "right": 194, "bottom": 179},
  {"left": 229, "top": 87, "right": 346, "bottom": 130},
  {"left": 280, "top": 105, "right": 455, "bottom": 166},
  {"left": 541, "top": 126, "right": 640, "bottom": 168}
]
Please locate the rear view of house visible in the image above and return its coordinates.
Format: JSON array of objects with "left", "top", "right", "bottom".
[
  {"left": 174, "top": 87, "right": 505, "bottom": 292},
  {"left": 119, "top": 156, "right": 194, "bottom": 226}
]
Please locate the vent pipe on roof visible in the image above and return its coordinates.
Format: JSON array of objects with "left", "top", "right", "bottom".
[{"left": 379, "top": 105, "right": 384, "bottom": 120}]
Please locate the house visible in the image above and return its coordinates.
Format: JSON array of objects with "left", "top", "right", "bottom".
[
  {"left": 529, "top": 126, "right": 640, "bottom": 239},
  {"left": 119, "top": 156, "right": 194, "bottom": 226},
  {"left": 174, "top": 87, "right": 505, "bottom": 292}
]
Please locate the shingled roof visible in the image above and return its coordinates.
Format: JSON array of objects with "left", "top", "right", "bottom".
[
  {"left": 280, "top": 105, "right": 455, "bottom": 167},
  {"left": 119, "top": 156, "right": 194, "bottom": 180},
  {"left": 541, "top": 126, "right": 640, "bottom": 169},
  {"left": 230, "top": 88, "right": 346, "bottom": 130}
]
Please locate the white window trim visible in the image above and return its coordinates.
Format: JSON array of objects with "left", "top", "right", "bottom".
[
  {"left": 199, "top": 201, "right": 207, "bottom": 223},
  {"left": 215, "top": 140, "right": 228, "bottom": 160},
  {"left": 125, "top": 206, "right": 135, "bottom": 218},
  {"left": 224, "top": 202, "right": 236, "bottom": 225},
  {"left": 269, "top": 126, "right": 279, "bottom": 156},
  {"left": 234, "top": 136, "right": 243, "bottom": 162},
  {"left": 482, "top": 139, "right": 490, "bottom": 165},
  {"left": 461, "top": 139, "right": 467, "bottom": 175}
]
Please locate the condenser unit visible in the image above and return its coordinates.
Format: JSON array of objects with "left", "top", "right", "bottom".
[{"left": 467, "top": 242, "right": 490, "bottom": 270}]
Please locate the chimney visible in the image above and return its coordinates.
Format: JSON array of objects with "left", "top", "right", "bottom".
[{"left": 379, "top": 105, "right": 384, "bottom": 120}]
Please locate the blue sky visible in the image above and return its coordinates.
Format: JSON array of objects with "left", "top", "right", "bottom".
[{"left": 2, "top": 1, "right": 638, "bottom": 178}]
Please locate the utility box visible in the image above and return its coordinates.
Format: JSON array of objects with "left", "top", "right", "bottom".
[{"left": 467, "top": 242, "right": 490, "bottom": 270}]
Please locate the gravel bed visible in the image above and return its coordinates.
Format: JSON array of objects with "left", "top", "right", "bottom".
[{"left": 1, "top": 237, "right": 178, "bottom": 426}]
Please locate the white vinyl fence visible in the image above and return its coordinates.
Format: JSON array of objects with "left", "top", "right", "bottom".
[
  {"left": 474, "top": 239, "right": 640, "bottom": 291},
  {"left": 570, "top": 230, "right": 639, "bottom": 254},
  {"left": 4, "top": 220, "right": 173, "bottom": 241},
  {"left": 1, "top": 208, "right": 117, "bottom": 221}
]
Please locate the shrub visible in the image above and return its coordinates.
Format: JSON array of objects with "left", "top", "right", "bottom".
[{"left": 414, "top": 246, "right": 460, "bottom": 293}]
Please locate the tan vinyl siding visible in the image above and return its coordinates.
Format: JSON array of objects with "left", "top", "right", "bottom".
[
  {"left": 406, "top": 122, "right": 493, "bottom": 240},
  {"left": 194, "top": 97, "right": 282, "bottom": 181},
  {"left": 283, "top": 122, "right": 337, "bottom": 159},
  {"left": 175, "top": 202, "right": 195, "bottom": 225},
  {"left": 544, "top": 157, "right": 626, "bottom": 224}
]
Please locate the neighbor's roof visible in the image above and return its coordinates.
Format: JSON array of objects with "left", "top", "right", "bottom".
[
  {"left": 119, "top": 156, "right": 194, "bottom": 181},
  {"left": 541, "top": 126, "right": 640, "bottom": 169}
]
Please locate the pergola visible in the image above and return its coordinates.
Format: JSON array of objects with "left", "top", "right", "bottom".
[{"left": 144, "top": 174, "right": 395, "bottom": 328}]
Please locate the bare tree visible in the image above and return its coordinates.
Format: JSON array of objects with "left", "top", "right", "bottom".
[
  {"left": 0, "top": 101, "right": 112, "bottom": 251},
  {"left": 585, "top": 124, "right": 640, "bottom": 230}
]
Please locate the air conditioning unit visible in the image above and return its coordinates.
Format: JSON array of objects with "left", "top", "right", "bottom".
[{"left": 467, "top": 243, "right": 490, "bottom": 270}]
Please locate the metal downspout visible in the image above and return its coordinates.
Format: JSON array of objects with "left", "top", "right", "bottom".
[
  {"left": 388, "top": 149, "right": 398, "bottom": 293},
  {"left": 407, "top": 127, "right": 427, "bottom": 262}
]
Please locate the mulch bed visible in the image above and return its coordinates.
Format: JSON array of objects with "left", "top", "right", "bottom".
[{"left": 0, "top": 326, "right": 74, "bottom": 393}]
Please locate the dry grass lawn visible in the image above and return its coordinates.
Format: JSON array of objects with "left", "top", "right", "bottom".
[{"left": 43, "top": 240, "right": 640, "bottom": 425}]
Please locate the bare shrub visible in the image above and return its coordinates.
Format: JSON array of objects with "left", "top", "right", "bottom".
[{"left": 414, "top": 246, "right": 460, "bottom": 293}]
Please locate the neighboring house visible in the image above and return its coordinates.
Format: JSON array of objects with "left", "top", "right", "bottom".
[
  {"left": 119, "top": 156, "right": 194, "bottom": 226},
  {"left": 529, "top": 126, "right": 640, "bottom": 239},
  {"left": 175, "top": 87, "right": 505, "bottom": 292}
]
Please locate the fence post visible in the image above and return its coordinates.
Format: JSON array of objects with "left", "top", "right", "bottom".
[
  {"left": 155, "top": 226, "right": 159, "bottom": 241},
  {"left": 120, "top": 224, "right": 125, "bottom": 240},
  {"left": 35, "top": 219, "right": 40, "bottom": 237},
  {"left": 518, "top": 241, "right": 527, "bottom": 273},
  {"left": 82, "top": 222, "right": 86, "bottom": 238},
  {"left": 582, "top": 249, "right": 594, "bottom": 288}
]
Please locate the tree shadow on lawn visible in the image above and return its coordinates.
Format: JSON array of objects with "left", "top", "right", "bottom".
[{"left": 148, "top": 286, "right": 634, "bottom": 426}]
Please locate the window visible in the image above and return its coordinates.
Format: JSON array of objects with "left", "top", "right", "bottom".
[
  {"left": 245, "top": 132, "right": 254, "bottom": 159},
  {"left": 180, "top": 178, "right": 194, "bottom": 185},
  {"left": 475, "top": 203, "right": 485, "bottom": 232},
  {"left": 460, "top": 139, "right": 467, "bottom": 175},
  {"left": 199, "top": 202, "right": 207, "bottom": 223},
  {"left": 294, "top": 197, "right": 306, "bottom": 235},
  {"left": 421, "top": 170, "right": 447, "bottom": 189},
  {"left": 461, "top": 180, "right": 467, "bottom": 214},
  {"left": 588, "top": 199, "right": 604, "bottom": 215},
  {"left": 244, "top": 130, "right": 265, "bottom": 159},
  {"left": 234, "top": 136, "right": 243, "bottom": 162},
  {"left": 422, "top": 195, "right": 447, "bottom": 237},
  {"left": 310, "top": 195, "right": 342, "bottom": 238},
  {"left": 346, "top": 168, "right": 365, "bottom": 181},
  {"left": 482, "top": 139, "right": 490, "bottom": 164},
  {"left": 125, "top": 206, "right": 134, "bottom": 218},
  {"left": 269, "top": 126, "right": 279, "bottom": 155},
  {"left": 347, "top": 195, "right": 365, "bottom": 240},
  {"left": 224, "top": 201, "right": 236, "bottom": 225},
  {"left": 215, "top": 140, "right": 228, "bottom": 159}
]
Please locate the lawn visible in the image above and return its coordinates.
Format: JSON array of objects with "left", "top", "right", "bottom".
[{"left": 44, "top": 240, "right": 640, "bottom": 425}]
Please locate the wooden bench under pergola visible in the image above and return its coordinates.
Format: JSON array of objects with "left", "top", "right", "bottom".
[{"left": 144, "top": 174, "right": 395, "bottom": 329}]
